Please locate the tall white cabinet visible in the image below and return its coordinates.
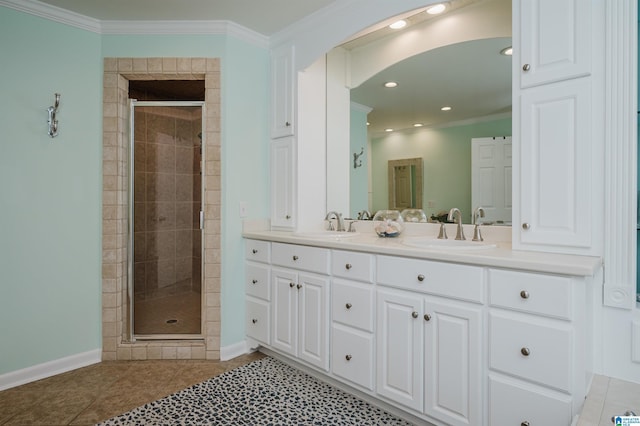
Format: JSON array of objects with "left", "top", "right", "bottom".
[{"left": 513, "top": 0, "right": 601, "bottom": 254}]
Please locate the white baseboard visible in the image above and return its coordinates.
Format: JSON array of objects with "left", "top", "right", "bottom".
[
  {"left": 220, "top": 340, "right": 251, "bottom": 361},
  {"left": 0, "top": 349, "right": 101, "bottom": 391}
]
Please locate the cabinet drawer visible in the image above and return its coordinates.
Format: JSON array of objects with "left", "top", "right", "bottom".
[
  {"left": 245, "top": 263, "right": 270, "bottom": 301},
  {"left": 331, "top": 250, "right": 374, "bottom": 283},
  {"left": 377, "top": 255, "right": 483, "bottom": 303},
  {"left": 489, "top": 269, "right": 571, "bottom": 319},
  {"left": 331, "top": 325, "right": 374, "bottom": 390},
  {"left": 272, "top": 242, "right": 329, "bottom": 274},
  {"left": 489, "top": 376, "right": 572, "bottom": 426},
  {"left": 332, "top": 279, "right": 374, "bottom": 332},
  {"left": 245, "top": 239, "right": 270, "bottom": 263},
  {"left": 490, "top": 312, "right": 571, "bottom": 392},
  {"left": 246, "top": 298, "right": 270, "bottom": 345}
]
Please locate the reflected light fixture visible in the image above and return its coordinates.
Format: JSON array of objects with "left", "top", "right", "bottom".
[
  {"left": 413, "top": 123, "right": 423, "bottom": 127},
  {"left": 441, "top": 106, "right": 452, "bottom": 111},
  {"left": 384, "top": 81, "right": 398, "bottom": 88},
  {"left": 500, "top": 46, "right": 513, "bottom": 56},
  {"left": 385, "top": 128, "right": 394, "bottom": 132},
  {"left": 426, "top": 3, "right": 447, "bottom": 15},
  {"left": 389, "top": 20, "right": 407, "bottom": 29}
]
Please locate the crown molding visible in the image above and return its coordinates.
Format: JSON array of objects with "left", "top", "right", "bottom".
[{"left": 0, "top": 0, "right": 269, "bottom": 47}]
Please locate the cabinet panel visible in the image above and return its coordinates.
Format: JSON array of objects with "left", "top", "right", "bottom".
[
  {"left": 270, "top": 44, "right": 295, "bottom": 138},
  {"left": 490, "top": 312, "right": 572, "bottom": 392},
  {"left": 518, "top": 79, "right": 592, "bottom": 249},
  {"left": 245, "top": 239, "right": 270, "bottom": 263},
  {"left": 298, "top": 273, "right": 329, "bottom": 371},
  {"left": 245, "top": 263, "right": 270, "bottom": 301},
  {"left": 332, "top": 279, "right": 374, "bottom": 332},
  {"left": 376, "top": 288, "right": 423, "bottom": 412},
  {"left": 246, "top": 298, "right": 270, "bottom": 345},
  {"left": 272, "top": 242, "right": 329, "bottom": 274},
  {"left": 518, "top": 0, "right": 591, "bottom": 88},
  {"left": 271, "top": 268, "right": 298, "bottom": 356},
  {"left": 270, "top": 138, "right": 296, "bottom": 229},
  {"left": 331, "top": 250, "right": 374, "bottom": 283},
  {"left": 424, "top": 299, "right": 482, "bottom": 426},
  {"left": 331, "top": 325, "right": 374, "bottom": 390}
]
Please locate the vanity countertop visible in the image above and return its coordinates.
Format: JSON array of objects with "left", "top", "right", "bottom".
[{"left": 242, "top": 227, "right": 602, "bottom": 277}]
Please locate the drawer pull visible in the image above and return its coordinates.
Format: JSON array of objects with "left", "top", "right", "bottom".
[
  {"left": 521, "top": 347, "right": 531, "bottom": 356},
  {"left": 252, "top": 249, "right": 258, "bottom": 254},
  {"left": 289, "top": 282, "right": 295, "bottom": 288},
  {"left": 522, "top": 63, "right": 531, "bottom": 72},
  {"left": 417, "top": 274, "right": 425, "bottom": 282},
  {"left": 252, "top": 279, "right": 258, "bottom": 284},
  {"left": 292, "top": 255, "right": 299, "bottom": 261},
  {"left": 345, "top": 263, "right": 352, "bottom": 270},
  {"left": 345, "top": 354, "right": 352, "bottom": 361},
  {"left": 520, "top": 290, "right": 530, "bottom": 299},
  {"left": 521, "top": 422, "right": 530, "bottom": 426},
  {"left": 424, "top": 314, "right": 431, "bottom": 321},
  {"left": 297, "top": 284, "right": 302, "bottom": 289},
  {"left": 412, "top": 311, "right": 419, "bottom": 319},
  {"left": 252, "top": 319, "right": 258, "bottom": 324},
  {"left": 345, "top": 303, "right": 352, "bottom": 310}
]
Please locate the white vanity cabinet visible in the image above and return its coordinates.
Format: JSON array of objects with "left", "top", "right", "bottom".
[
  {"left": 245, "top": 240, "right": 271, "bottom": 345},
  {"left": 270, "top": 137, "right": 296, "bottom": 229},
  {"left": 270, "top": 243, "right": 330, "bottom": 371},
  {"left": 330, "top": 250, "right": 375, "bottom": 391},
  {"left": 513, "top": 0, "right": 599, "bottom": 254},
  {"left": 487, "top": 268, "right": 586, "bottom": 425},
  {"left": 270, "top": 44, "right": 295, "bottom": 138},
  {"left": 376, "top": 255, "right": 483, "bottom": 426}
]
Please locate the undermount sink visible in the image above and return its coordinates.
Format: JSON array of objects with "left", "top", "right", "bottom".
[
  {"left": 402, "top": 237, "right": 497, "bottom": 251},
  {"left": 293, "top": 231, "right": 360, "bottom": 240}
]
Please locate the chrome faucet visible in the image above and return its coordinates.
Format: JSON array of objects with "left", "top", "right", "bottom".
[
  {"left": 325, "top": 211, "right": 345, "bottom": 232},
  {"left": 447, "top": 208, "right": 465, "bottom": 240},
  {"left": 437, "top": 222, "right": 448, "bottom": 239},
  {"left": 472, "top": 206, "right": 485, "bottom": 242}
]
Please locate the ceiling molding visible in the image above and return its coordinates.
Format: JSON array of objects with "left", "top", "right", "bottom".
[{"left": 0, "top": 0, "right": 269, "bottom": 47}]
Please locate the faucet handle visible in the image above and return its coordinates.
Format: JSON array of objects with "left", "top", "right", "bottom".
[
  {"left": 472, "top": 223, "right": 483, "bottom": 242},
  {"left": 326, "top": 220, "right": 335, "bottom": 231},
  {"left": 437, "top": 222, "right": 448, "bottom": 239}
]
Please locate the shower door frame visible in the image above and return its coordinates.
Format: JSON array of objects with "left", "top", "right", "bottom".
[{"left": 128, "top": 100, "right": 206, "bottom": 342}]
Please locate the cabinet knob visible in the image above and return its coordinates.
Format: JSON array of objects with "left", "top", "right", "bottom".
[
  {"left": 252, "top": 279, "right": 258, "bottom": 284},
  {"left": 292, "top": 255, "right": 299, "bottom": 261},
  {"left": 346, "top": 303, "right": 352, "bottom": 309},
  {"left": 522, "top": 223, "right": 531, "bottom": 230},
  {"left": 521, "top": 422, "right": 530, "bottom": 426},
  {"left": 345, "top": 263, "right": 352, "bottom": 270},
  {"left": 252, "top": 249, "right": 258, "bottom": 254},
  {"left": 417, "top": 274, "right": 425, "bottom": 282},
  {"left": 285, "top": 121, "right": 291, "bottom": 127},
  {"left": 424, "top": 314, "right": 431, "bottom": 321},
  {"left": 522, "top": 63, "right": 531, "bottom": 71},
  {"left": 285, "top": 214, "right": 291, "bottom": 219},
  {"left": 289, "top": 282, "right": 295, "bottom": 288},
  {"left": 412, "top": 311, "right": 419, "bottom": 319},
  {"left": 521, "top": 347, "right": 531, "bottom": 356},
  {"left": 345, "top": 354, "right": 352, "bottom": 361},
  {"left": 297, "top": 283, "right": 302, "bottom": 289},
  {"left": 520, "top": 290, "right": 530, "bottom": 299},
  {"left": 252, "top": 318, "right": 258, "bottom": 324}
]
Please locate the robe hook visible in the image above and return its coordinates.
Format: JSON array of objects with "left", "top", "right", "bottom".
[{"left": 47, "top": 93, "right": 60, "bottom": 138}]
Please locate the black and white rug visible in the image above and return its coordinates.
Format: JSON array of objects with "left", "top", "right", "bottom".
[{"left": 96, "top": 356, "right": 413, "bottom": 425}]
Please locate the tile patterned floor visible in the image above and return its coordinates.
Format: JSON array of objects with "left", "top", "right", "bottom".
[
  {"left": 577, "top": 375, "right": 640, "bottom": 426},
  {"left": 134, "top": 291, "right": 201, "bottom": 335},
  {"left": 0, "top": 352, "right": 264, "bottom": 425}
]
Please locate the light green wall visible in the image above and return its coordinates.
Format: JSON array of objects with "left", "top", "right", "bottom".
[
  {"left": 350, "top": 106, "right": 369, "bottom": 218},
  {"left": 0, "top": 8, "right": 102, "bottom": 374},
  {"left": 0, "top": 6, "right": 269, "bottom": 375},
  {"left": 371, "top": 118, "right": 512, "bottom": 223}
]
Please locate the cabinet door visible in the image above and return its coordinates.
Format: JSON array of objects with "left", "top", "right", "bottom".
[
  {"left": 271, "top": 268, "right": 298, "bottom": 356},
  {"left": 424, "top": 299, "right": 482, "bottom": 426},
  {"left": 376, "top": 288, "right": 424, "bottom": 412},
  {"left": 517, "top": 0, "right": 591, "bottom": 88},
  {"left": 516, "top": 79, "right": 592, "bottom": 250},
  {"left": 298, "top": 273, "right": 329, "bottom": 371},
  {"left": 271, "top": 44, "right": 295, "bottom": 138},
  {"left": 270, "top": 137, "right": 296, "bottom": 229}
]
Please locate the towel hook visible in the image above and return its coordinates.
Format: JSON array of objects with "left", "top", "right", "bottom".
[{"left": 47, "top": 93, "right": 60, "bottom": 138}]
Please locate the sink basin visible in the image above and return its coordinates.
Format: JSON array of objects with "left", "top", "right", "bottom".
[
  {"left": 402, "top": 237, "right": 497, "bottom": 251},
  {"left": 293, "top": 231, "right": 360, "bottom": 240}
]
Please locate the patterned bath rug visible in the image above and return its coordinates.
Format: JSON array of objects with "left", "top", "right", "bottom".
[{"left": 96, "top": 356, "right": 413, "bottom": 425}]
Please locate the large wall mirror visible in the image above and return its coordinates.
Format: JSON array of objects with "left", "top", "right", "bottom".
[{"left": 327, "top": 0, "right": 512, "bottom": 224}]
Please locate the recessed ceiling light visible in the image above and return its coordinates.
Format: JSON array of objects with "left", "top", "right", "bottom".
[
  {"left": 385, "top": 128, "right": 394, "bottom": 132},
  {"left": 500, "top": 46, "right": 513, "bottom": 56},
  {"left": 413, "top": 123, "right": 423, "bottom": 127},
  {"left": 389, "top": 20, "right": 407, "bottom": 29},
  {"left": 366, "top": 122, "right": 370, "bottom": 126},
  {"left": 441, "top": 106, "right": 452, "bottom": 111},
  {"left": 384, "top": 81, "right": 398, "bottom": 88},
  {"left": 426, "top": 3, "right": 447, "bottom": 15}
]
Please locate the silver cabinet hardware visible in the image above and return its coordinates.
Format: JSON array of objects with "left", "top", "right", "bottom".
[
  {"left": 285, "top": 121, "right": 291, "bottom": 127},
  {"left": 424, "top": 314, "right": 431, "bottom": 321},
  {"left": 521, "top": 347, "right": 531, "bottom": 356},
  {"left": 521, "top": 422, "right": 530, "bottom": 426},
  {"left": 297, "top": 284, "right": 302, "bottom": 289},
  {"left": 252, "top": 279, "right": 258, "bottom": 284},
  {"left": 289, "top": 282, "right": 295, "bottom": 288},
  {"left": 345, "top": 354, "right": 352, "bottom": 361},
  {"left": 346, "top": 303, "right": 352, "bottom": 309},
  {"left": 520, "top": 290, "right": 530, "bottom": 299},
  {"left": 292, "top": 255, "right": 299, "bottom": 261},
  {"left": 285, "top": 214, "right": 291, "bottom": 219},
  {"left": 522, "top": 64, "right": 531, "bottom": 71},
  {"left": 345, "top": 263, "right": 352, "bottom": 270},
  {"left": 522, "top": 223, "right": 531, "bottom": 230},
  {"left": 412, "top": 311, "right": 419, "bottom": 318},
  {"left": 252, "top": 319, "right": 258, "bottom": 324},
  {"left": 252, "top": 249, "right": 258, "bottom": 254},
  {"left": 417, "top": 274, "right": 425, "bottom": 282}
]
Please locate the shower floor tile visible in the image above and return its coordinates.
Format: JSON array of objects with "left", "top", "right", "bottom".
[{"left": 133, "top": 291, "right": 201, "bottom": 335}]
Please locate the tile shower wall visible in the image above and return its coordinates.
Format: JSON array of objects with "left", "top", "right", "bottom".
[
  {"left": 102, "top": 57, "right": 220, "bottom": 361},
  {"left": 133, "top": 106, "right": 202, "bottom": 303}
]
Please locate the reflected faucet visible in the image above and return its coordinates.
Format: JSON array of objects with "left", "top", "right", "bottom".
[
  {"left": 447, "top": 208, "right": 466, "bottom": 240},
  {"left": 325, "top": 211, "right": 345, "bottom": 232},
  {"left": 472, "top": 207, "right": 485, "bottom": 242},
  {"left": 357, "top": 210, "right": 372, "bottom": 220}
]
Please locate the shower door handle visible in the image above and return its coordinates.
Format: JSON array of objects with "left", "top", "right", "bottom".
[{"left": 199, "top": 210, "right": 204, "bottom": 230}]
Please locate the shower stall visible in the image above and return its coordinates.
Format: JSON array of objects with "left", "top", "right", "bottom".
[{"left": 129, "top": 101, "right": 204, "bottom": 339}]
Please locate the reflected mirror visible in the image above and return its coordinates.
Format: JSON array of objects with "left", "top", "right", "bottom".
[{"left": 388, "top": 158, "right": 423, "bottom": 210}]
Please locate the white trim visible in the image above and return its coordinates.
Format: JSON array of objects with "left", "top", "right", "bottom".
[
  {"left": 0, "top": 349, "right": 101, "bottom": 391},
  {"left": 350, "top": 102, "right": 373, "bottom": 114},
  {"left": 220, "top": 340, "right": 250, "bottom": 361},
  {"left": 0, "top": 0, "right": 101, "bottom": 33}
]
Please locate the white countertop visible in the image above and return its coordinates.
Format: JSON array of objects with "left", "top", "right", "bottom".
[{"left": 242, "top": 225, "right": 602, "bottom": 277}]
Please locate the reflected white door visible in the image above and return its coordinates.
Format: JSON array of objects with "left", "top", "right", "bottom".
[{"left": 471, "top": 137, "right": 512, "bottom": 224}]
